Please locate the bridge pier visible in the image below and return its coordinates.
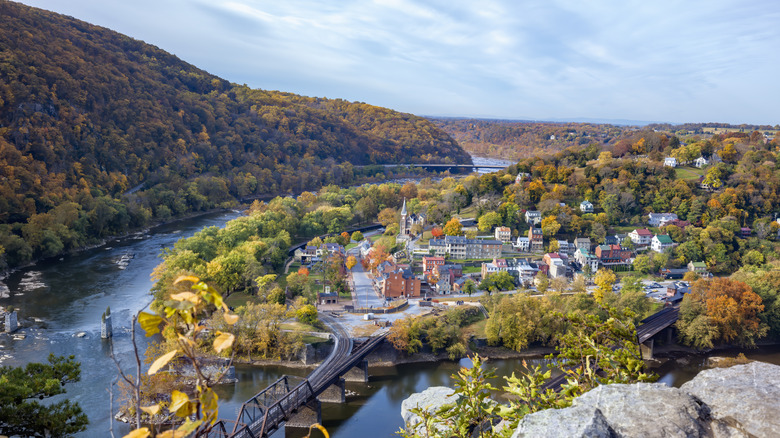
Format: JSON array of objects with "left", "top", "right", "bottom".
[
  {"left": 640, "top": 339, "right": 654, "bottom": 360},
  {"left": 318, "top": 378, "right": 346, "bottom": 403},
  {"left": 343, "top": 359, "right": 369, "bottom": 382},
  {"left": 286, "top": 398, "right": 321, "bottom": 431}
]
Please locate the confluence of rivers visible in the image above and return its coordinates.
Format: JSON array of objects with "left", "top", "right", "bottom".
[{"left": 2, "top": 156, "right": 779, "bottom": 437}]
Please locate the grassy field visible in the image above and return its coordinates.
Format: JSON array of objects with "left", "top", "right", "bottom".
[
  {"left": 463, "top": 266, "right": 481, "bottom": 274},
  {"left": 224, "top": 291, "right": 260, "bottom": 308},
  {"left": 675, "top": 166, "right": 703, "bottom": 180},
  {"left": 462, "top": 318, "right": 488, "bottom": 338}
]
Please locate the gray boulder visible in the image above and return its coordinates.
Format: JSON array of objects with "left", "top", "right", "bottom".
[
  {"left": 681, "top": 361, "right": 780, "bottom": 438},
  {"left": 401, "top": 386, "right": 455, "bottom": 435},
  {"left": 512, "top": 383, "right": 708, "bottom": 438}
]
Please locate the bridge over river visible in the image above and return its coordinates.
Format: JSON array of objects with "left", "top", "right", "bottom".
[
  {"left": 356, "top": 162, "right": 509, "bottom": 172},
  {"left": 205, "top": 315, "right": 387, "bottom": 437}
]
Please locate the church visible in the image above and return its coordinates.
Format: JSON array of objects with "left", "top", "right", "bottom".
[{"left": 398, "top": 198, "right": 425, "bottom": 239}]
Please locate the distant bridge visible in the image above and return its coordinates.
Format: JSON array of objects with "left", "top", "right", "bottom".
[
  {"left": 357, "top": 163, "right": 509, "bottom": 172},
  {"left": 204, "top": 315, "right": 387, "bottom": 437}
]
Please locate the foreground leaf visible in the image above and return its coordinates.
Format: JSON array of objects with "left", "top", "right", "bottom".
[
  {"left": 140, "top": 404, "right": 160, "bottom": 416},
  {"left": 169, "top": 390, "right": 192, "bottom": 417},
  {"left": 213, "top": 332, "right": 235, "bottom": 353},
  {"left": 158, "top": 429, "right": 187, "bottom": 438},
  {"left": 148, "top": 350, "right": 178, "bottom": 375},
  {"left": 138, "top": 312, "right": 163, "bottom": 337},
  {"left": 223, "top": 312, "right": 239, "bottom": 325},
  {"left": 123, "top": 428, "right": 151, "bottom": 438},
  {"left": 174, "top": 276, "right": 200, "bottom": 285},
  {"left": 308, "top": 423, "right": 330, "bottom": 438}
]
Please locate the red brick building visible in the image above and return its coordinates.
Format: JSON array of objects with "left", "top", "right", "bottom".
[
  {"left": 422, "top": 256, "right": 445, "bottom": 275},
  {"left": 381, "top": 268, "right": 421, "bottom": 298}
]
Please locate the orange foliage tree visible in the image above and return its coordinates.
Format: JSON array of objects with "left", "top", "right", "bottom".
[{"left": 677, "top": 277, "right": 767, "bottom": 349}]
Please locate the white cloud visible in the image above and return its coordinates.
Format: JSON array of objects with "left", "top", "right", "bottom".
[{"left": 16, "top": 0, "right": 780, "bottom": 124}]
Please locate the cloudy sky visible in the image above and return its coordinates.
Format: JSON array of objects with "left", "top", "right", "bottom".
[{"left": 19, "top": 0, "right": 780, "bottom": 125}]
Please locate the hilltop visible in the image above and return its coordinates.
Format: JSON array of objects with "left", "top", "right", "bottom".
[{"left": 0, "top": 0, "right": 470, "bottom": 269}]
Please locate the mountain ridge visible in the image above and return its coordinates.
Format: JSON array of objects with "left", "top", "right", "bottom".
[{"left": 0, "top": 0, "right": 470, "bottom": 269}]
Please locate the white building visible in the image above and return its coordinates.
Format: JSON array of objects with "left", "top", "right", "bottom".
[
  {"left": 514, "top": 236, "right": 530, "bottom": 252},
  {"left": 525, "top": 210, "right": 542, "bottom": 225},
  {"left": 664, "top": 157, "right": 678, "bottom": 167},
  {"left": 648, "top": 213, "right": 678, "bottom": 227},
  {"left": 574, "top": 248, "right": 599, "bottom": 273},
  {"left": 693, "top": 156, "right": 709, "bottom": 168},
  {"left": 629, "top": 228, "right": 653, "bottom": 246},
  {"left": 580, "top": 200, "right": 594, "bottom": 213},
  {"left": 651, "top": 234, "right": 675, "bottom": 253}
]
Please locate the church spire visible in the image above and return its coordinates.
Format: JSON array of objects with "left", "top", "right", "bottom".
[{"left": 401, "top": 198, "right": 407, "bottom": 216}]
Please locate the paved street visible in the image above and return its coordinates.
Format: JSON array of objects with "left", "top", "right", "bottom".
[{"left": 348, "top": 249, "right": 385, "bottom": 309}]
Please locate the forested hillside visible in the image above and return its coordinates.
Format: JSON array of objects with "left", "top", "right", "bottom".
[
  {"left": 0, "top": 0, "right": 470, "bottom": 269},
  {"left": 430, "top": 118, "right": 631, "bottom": 160}
]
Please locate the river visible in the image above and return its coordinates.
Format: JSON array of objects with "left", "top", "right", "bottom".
[{"left": 1, "top": 157, "right": 779, "bottom": 437}]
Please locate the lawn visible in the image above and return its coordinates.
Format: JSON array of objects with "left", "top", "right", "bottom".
[
  {"left": 462, "top": 318, "right": 488, "bottom": 339},
  {"left": 418, "top": 230, "right": 434, "bottom": 245},
  {"left": 674, "top": 166, "right": 703, "bottom": 180},
  {"left": 224, "top": 291, "right": 260, "bottom": 308},
  {"left": 463, "top": 266, "right": 482, "bottom": 274}
]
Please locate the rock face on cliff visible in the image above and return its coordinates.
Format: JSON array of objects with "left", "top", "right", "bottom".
[
  {"left": 401, "top": 362, "right": 780, "bottom": 438},
  {"left": 401, "top": 386, "right": 456, "bottom": 435},
  {"left": 511, "top": 361, "right": 780, "bottom": 438},
  {"left": 680, "top": 361, "right": 780, "bottom": 438}
]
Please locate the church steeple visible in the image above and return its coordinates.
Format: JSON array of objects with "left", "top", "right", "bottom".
[{"left": 399, "top": 198, "right": 409, "bottom": 236}]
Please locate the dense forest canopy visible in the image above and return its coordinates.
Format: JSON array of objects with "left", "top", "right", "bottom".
[
  {"left": 432, "top": 118, "right": 779, "bottom": 161},
  {"left": 0, "top": 0, "right": 470, "bottom": 269}
]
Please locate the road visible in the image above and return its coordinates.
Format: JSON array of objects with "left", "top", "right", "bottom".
[{"left": 348, "top": 254, "right": 385, "bottom": 309}]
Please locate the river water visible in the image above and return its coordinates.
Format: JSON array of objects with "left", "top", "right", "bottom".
[{"left": 2, "top": 157, "right": 779, "bottom": 437}]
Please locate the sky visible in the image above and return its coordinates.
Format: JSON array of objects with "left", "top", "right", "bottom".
[{"left": 18, "top": 0, "right": 780, "bottom": 125}]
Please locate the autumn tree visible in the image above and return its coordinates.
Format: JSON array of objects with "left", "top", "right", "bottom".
[
  {"left": 350, "top": 231, "right": 364, "bottom": 242},
  {"left": 540, "top": 216, "right": 561, "bottom": 238},
  {"left": 677, "top": 278, "right": 767, "bottom": 349},
  {"left": 443, "top": 217, "right": 463, "bottom": 236},
  {"left": 593, "top": 268, "right": 616, "bottom": 302},
  {"left": 345, "top": 255, "right": 357, "bottom": 271},
  {"left": 378, "top": 208, "right": 398, "bottom": 227},
  {"left": 431, "top": 226, "right": 444, "bottom": 239}
]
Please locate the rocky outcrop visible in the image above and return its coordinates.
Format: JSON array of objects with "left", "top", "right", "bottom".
[
  {"left": 512, "top": 361, "right": 780, "bottom": 438},
  {"left": 401, "top": 362, "right": 780, "bottom": 438},
  {"left": 401, "top": 386, "right": 456, "bottom": 435},
  {"left": 680, "top": 361, "right": 780, "bottom": 437},
  {"left": 513, "top": 383, "right": 710, "bottom": 438}
]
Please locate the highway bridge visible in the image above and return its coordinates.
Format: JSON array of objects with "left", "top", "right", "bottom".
[
  {"left": 204, "top": 315, "right": 387, "bottom": 437},
  {"left": 357, "top": 163, "right": 509, "bottom": 172}
]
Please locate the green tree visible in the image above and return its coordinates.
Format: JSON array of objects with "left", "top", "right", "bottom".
[
  {"left": 462, "top": 279, "right": 477, "bottom": 297},
  {"left": 0, "top": 354, "right": 88, "bottom": 437},
  {"left": 477, "top": 211, "right": 502, "bottom": 233},
  {"left": 479, "top": 271, "right": 516, "bottom": 293},
  {"left": 350, "top": 231, "right": 364, "bottom": 242}
]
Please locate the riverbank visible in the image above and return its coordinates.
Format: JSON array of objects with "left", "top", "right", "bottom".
[{"left": 0, "top": 207, "right": 242, "bottom": 280}]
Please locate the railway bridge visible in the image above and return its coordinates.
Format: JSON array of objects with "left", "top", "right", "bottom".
[{"left": 204, "top": 315, "right": 387, "bottom": 437}]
